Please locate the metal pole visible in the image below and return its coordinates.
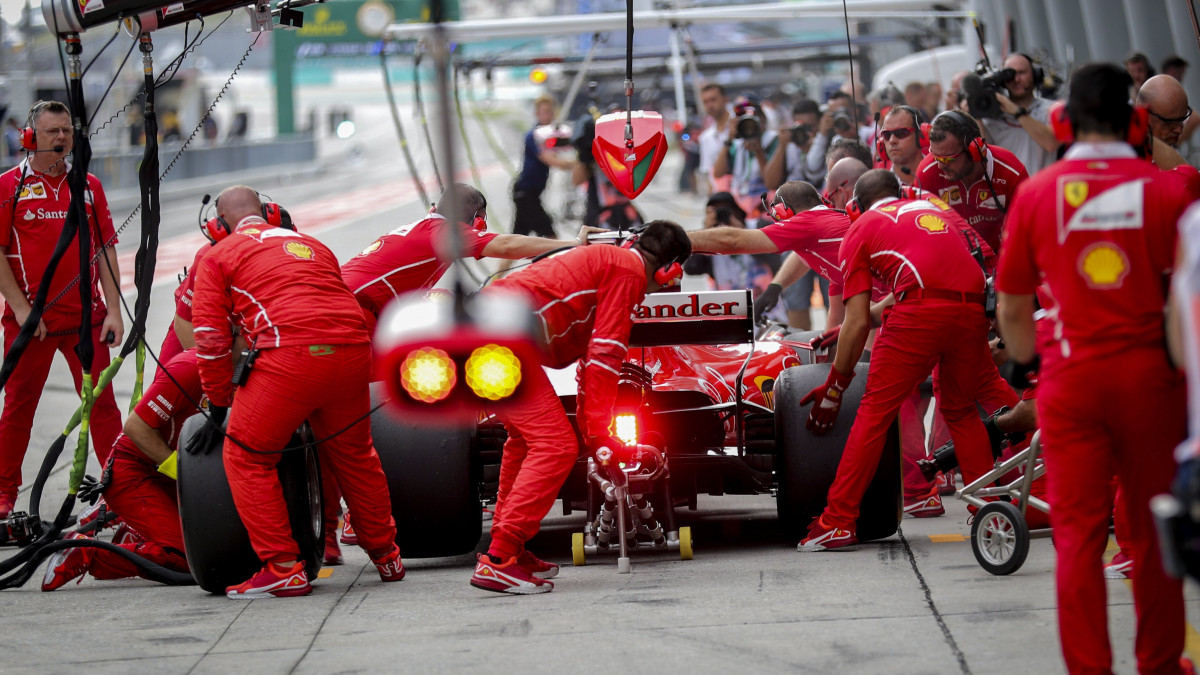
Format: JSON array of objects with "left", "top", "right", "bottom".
[{"left": 668, "top": 25, "right": 687, "bottom": 127}]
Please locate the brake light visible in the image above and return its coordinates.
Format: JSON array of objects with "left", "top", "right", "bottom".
[
  {"left": 400, "top": 347, "right": 456, "bottom": 403},
  {"left": 614, "top": 414, "right": 638, "bottom": 446},
  {"left": 465, "top": 344, "right": 522, "bottom": 401}
]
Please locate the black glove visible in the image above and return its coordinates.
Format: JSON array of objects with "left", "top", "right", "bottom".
[
  {"left": 1000, "top": 355, "right": 1039, "bottom": 389},
  {"left": 754, "top": 283, "right": 783, "bottom": 322},
  {"left": 184, "top": 405, "right": 227, "bottom": 456},
  {"left": 77, "top": 457, "right": 114, "bottom": 505}
]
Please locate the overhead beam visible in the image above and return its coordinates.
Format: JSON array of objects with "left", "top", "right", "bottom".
[{"left": 384, "top": 1, "right": 970, "bottom": 42}]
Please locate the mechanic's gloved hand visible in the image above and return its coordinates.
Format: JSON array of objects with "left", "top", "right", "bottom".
[
  {"left": 754, "top": 283, "right": 783, "bottom": 322},
  {"left": 184, "top": 405, "right": 227, "bottom": 456},
  {"left": 811, "top": 325, "right": 841, "bottom": 350},
  {"left": 77, "top": 456, "right": 114, "bottom": 505},
  {"left": 1001, "top": 356, "right": 1040, "bottom": 389},
  {"left": 800, "top": 367, "right": 855, "bottom": 435}
]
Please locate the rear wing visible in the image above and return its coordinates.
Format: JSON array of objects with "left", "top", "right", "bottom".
[{"left": 629, "top": 289, "right": 753, "bottom": 347}]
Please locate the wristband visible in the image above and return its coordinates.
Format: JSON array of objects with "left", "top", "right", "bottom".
[
  {"left": 1014, "top": 107, "right": 1029, "bottom": 120},
  {"left": 157, "top": 451, "right": 179, "bottom": 480}
]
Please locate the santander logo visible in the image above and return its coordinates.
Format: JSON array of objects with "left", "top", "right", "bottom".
[{"left": 635, "top": 290, "right": 749, "bottom": 322}]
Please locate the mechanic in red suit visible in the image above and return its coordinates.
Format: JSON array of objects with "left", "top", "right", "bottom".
[
  {"left": 192, "top": 186, "right": 402, "bottom": 599},
  {"left": 997, "top": 64, "right": 1191, "bottom": 675},
  {"left": 0, "top": 101, "right": 124, "bottom": 518},
  {"left": 342, "top": 183, "right": 595, "bottom": 334},
  {"left": 687, "top": 180, "right": 852, "bottom": 327},
  {"left": 41, "top": 349, "right": 205, "bottom": 590},
  {"left": 915, "top": 110, "right": 1028, "bottom": 255},
  {"left": 469, "top": 220, "right": 692, "bottom": 595},
  {"left": 158, "top": 244, "right": 210, "bottom": 370},
  {"left": 797, "top": 169, "right": 1001, "bottom": 551}
]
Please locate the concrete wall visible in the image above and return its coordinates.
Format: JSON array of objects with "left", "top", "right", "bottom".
[{"left": 88, "top": 132, "right": 317, "bottom": 192}]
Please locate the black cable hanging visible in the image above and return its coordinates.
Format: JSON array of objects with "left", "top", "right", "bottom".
[
  {"left": 413, "top": 43, "right": 446, "bottom": 192},
  {"left": 380, "top": 39, "right": 432, "bottom": 209}
]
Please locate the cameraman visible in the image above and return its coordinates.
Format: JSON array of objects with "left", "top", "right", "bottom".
[
  {"left": 979, "top": 54, "right": 1059, "bottom": 175},
  {"left": 712, "top": 96, "right": 780, "bottom": 215},
  {"left": 804, "top": 93, "right": 860, "bottom": 186},
  {"left": 764, "top": 99, "right": 822, "bottom": 191}
]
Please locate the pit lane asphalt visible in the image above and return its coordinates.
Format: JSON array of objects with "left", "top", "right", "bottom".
[{"left": 4, "top": 101, "right": 1196, "bottom": 674}]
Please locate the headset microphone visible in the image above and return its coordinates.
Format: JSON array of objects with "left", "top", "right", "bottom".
[
  {"left": 899, "top": 165, "right": 913, "bottom": 175},
  {"left": 30, "top": 146, "right": 65, "bottom": 153}
]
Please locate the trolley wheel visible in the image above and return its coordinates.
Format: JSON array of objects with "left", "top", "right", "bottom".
[
  {"left": 971, "top": 501, "right": 1030, "bottom": 576},
  {"left": 679, "top": 526, "right": 693, "bottom": 560},
  {"left": 571, "top": 532, "right": 586, "bottom": 567}
]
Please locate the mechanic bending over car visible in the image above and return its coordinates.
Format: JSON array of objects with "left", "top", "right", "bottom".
[
  {"left": 42, "top": 349, "right": 209, "bottom": 590},
  {"left": 341, "top": 183, "right": 601, "bottom": 335},
  {"left": 797, "top": 170, "right": 1005, "bottom": 552},
  {"left": 688, "top": 180, "right": 850, "bottom": 328},
  {"left": 191, "top": 185, "right": 403, "bottom": 599},
  {"left": 470, "top": 220, "right": 692, "bottom": 595},
  {"left": 997, "top": 64, "right": 1194, "bottom": 675}
]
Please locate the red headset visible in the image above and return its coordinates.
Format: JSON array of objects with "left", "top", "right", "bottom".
[
  {"left": 932, "top": 110, "right": 989, "bottom": 162},
  {"left": 1048, "top": 100, "right": 1151, "bottom": 150},
  {"left": 621, "top": 234, "right": 683, "bottom": 287},
  {"left": 760, "top": 193, "right": 795, "bottom": 222},
  {"left": 202, "top": 200, "right": 293, "bottom": 244},
  {"left": 876, "top": 105, "right": 930, "bottom": 163},
  {"left": 19, "top": 128, "right": 35, "bottom": 152},
  {"left": 846, "top": 196, "right": 864, "bottom": 223}
]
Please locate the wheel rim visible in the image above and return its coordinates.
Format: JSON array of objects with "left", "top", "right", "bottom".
[{"left": 978, "top": 512, "right": 1015, "bottom": 565}]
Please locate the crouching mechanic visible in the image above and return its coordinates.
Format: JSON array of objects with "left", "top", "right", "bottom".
[
  {"left": 470, "top": 220, "right": 691, "bottom": 594},
  {"left": 192, "top": 185, "right": 402, "bottom": 599},
  {"left": 342, "top": 183, "right": 596, "bottom": 334},
  {"left": 797, "top": 170, "right": 1003, "bottom": 551},
  {"left": 42, "top": 349, "right": 205, "bottom": 590}
]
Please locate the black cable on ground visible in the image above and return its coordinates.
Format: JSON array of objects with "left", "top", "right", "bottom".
[{"left": 0, "top": 536, "right": 193, "bottom": 590}]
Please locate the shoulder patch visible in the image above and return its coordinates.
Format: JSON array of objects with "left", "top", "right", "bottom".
[
  {"left": 284, "top": 241, "right": 314, "bottom": 260},
  {"left": 916, "top": 213, "right": 949, "bottom": 233}
]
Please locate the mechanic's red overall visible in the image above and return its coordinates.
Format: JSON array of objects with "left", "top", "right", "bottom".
[
  {"left": 759, "top": 206, "right": 851, "bottom": 297},
  {"left": 484, "top": 245, "right": 649, "bottom": 560},
  {"left": 0, "top": 158, "right": 122, "bottom": 497},
  {"left": 820, "top": 198, "right": 999, "bottom": 530},
  {"left": 90, "top": 350, "right": 207, "bottom": 580},
  {"left": 158, "top": 245, "right": 209, "bottom": 371},
  {"left": 914, "top": 143, "right": 1027, "bottom": 253},
  {"left": 193, "top": 217, "right": 398, "bottom": 565},
  {"left": 998, "top": 142, "right": 1189, "bottom": 675},
  {"left": 341, "top": 214, "right": 498, "bottom": 333}
]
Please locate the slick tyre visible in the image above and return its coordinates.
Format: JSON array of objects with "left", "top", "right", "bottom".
[
  {"left": 177, "top": 418, "right": 324, "bottom": 594},
  {"left": 774, "top": 363, "right": 902, "bottom": 542},
  {"left": 370, "top": 383, "right": 480, "bottom": 558}
]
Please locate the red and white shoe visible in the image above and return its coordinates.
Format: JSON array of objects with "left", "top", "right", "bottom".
[
  {"left": 77, "top": 498, "right": 122, "bottom": 533},
  {"left": 903, "top": 488, "right": 945, "bottom": 519},
  {"left": 0, "top": 492, "right": 16, "bottom": 520},
  {"left": 471, "top": 553, "right": 553, "bottom": 594},
  {"left": 935, "top": 470, "right": 957, "bottom": 496},
  {"left": 796, "top": 517, "right": 858, "bottom": 552},
  {"left": 1104, "top": 551, "right": 1133, "bottom": 580},
  {"left": 339, "top": 512, "right": 358, "bottom": 546},
  {"left": 373, "top": 547, "right": 405, "bottom": 582},
  {"left": 226, "top": 561, "right": 311, "bottom": 599},
  {"left": 517, "top": 549, "right": 559, "bottom": 579},
  {"left": 111, "top": 522, "right": 144, "bottom": 547},
  {"left": 42, "top": 532, "right": 95, "bottom": 591}
]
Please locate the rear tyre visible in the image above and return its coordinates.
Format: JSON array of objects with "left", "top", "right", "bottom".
[
  {"left": 774, "top": 363, "right": 901, "bottom": 542},
  {"left": 178, "top": 418, "right": 323, "bottom": 594},
  {"left": 370, "top": 383, "right": 480, "bottom": 558}
]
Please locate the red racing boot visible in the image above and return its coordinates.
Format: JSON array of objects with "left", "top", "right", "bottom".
[
  {"left": 339, "top": 512, "right": 357, "bottom": 546},
  {"left": 373, "top": 547, "right": 405, "bottom": 582},
  {"left": 796, "top": 516, "right": 858, "bottom": 552},
  {"left": 41, "top": 533, "right": 94, "bottom": 591},
  {"left": 517, "top": 549, "right": 559, "bottom": 579},
  {"left": 226, "top": 560, "right": 311, "bottom": 599},
  {"left": 1104, "top": 551, "right": 1133, "bottom": 580},
  {"left": 323, "top": 528, "right": 343, "bottom": 566},
  {"left": 903, "top": 486, "right": 945, "bottom": 519},
  {"left": 471, "top": 553, "right": 553, "bottom": 594}
]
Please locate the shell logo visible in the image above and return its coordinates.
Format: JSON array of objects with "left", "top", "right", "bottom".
[
  {"left": 1078, "top": 242, "right": 1128, "bottom": 288},
  {"left": 242, "top": 228, "right": 261, "bottom": 235},
  {"left": 1065, "top": 181, "right": 1088, "bottom": 208},
  {"left": 754, "top": 375, "right": 775, "bottom": 410},
  {"left": 928, "top": 195, "right": 952, "bottom": 211},
  {"left": 361, "top": 240, "right": 383, "bottom": 256},
  {"left": 916, "top": 214, "right": 948, "bottom": 233},
  {"left": 880, "top": 205, "right": 898, "bottom": 212},
  {"left": 285, "top": 241, "right": 314, "bottom": 260}
]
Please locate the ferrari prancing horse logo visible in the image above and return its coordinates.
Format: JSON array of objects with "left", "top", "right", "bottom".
[{"left": 1065, "top": 181, "right": 1089, "bottom": 208}]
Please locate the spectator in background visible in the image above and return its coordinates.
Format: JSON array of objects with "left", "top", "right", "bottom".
[
  {"left": 944, "top": 70, "right": 970, "bottom": 113},
  {"left": 825, "top": 137, "right": 873, "bottom": 172},
  {"left": 1137, "top": 74, "right": 1193, "bottom": 149},
  {"left": 512, "top": 94, "right": 575, "bottom": 239},
  {"left": 801, "top": 92, "right": 858, "bottom": 189},
  {"left": 1125, "top": 52, "right": 1156, "bottom": 96},
  {"left": 903, "top": 82, "right": 927, "bottom": 111},
  {"left": 762, "top": 91, "right": 788, "bottom": 132},
  {"left": 712, "top": 95, "right": 779, "bottom": 216},
  {"left": 3, "top": 119, "right": 19, "bottom": 166},
  {"left": 698, "top": 84, "right": 734, "bottom": 194},
  {"left": 765, "top": 99, "right": 822, "bottom": 191},
  {"left": 981, "top": 54, "right": 1059, "bottom": 175},
  {"left": 677, "top": 106, "right": 703, "bottom": 194},
  {"left": 1163, "top": 54, "right": 1189, "bottom": 82},
  {"left": 924, "top": 82, "right": 943, "bottom": 120}
]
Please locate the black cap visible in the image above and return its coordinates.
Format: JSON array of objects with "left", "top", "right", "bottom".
[{"left": 706, "top": 192, "right": 747, "bottom": 221}]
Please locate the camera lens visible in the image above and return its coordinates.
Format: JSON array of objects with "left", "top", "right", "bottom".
[{"left": 736, "top": 116, "right": 761, "bottom": 139}]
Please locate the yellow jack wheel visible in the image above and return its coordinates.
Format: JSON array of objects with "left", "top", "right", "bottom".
[
  {"left": 571, "top": 532, "right": 586, "bottom": 566},
  {"left": 679, "top": 526, "right": 693, "bottom": 560}
]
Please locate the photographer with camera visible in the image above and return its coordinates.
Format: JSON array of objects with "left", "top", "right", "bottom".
[
  {"left": 764, "top": 99, "right": 822, "bottom": 191},
  {"left": 969, "top": 54, "right": 1059, "bottom": 175},
  {"left": 712, "top": 95, "right": 780, "bottom": 215}
]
